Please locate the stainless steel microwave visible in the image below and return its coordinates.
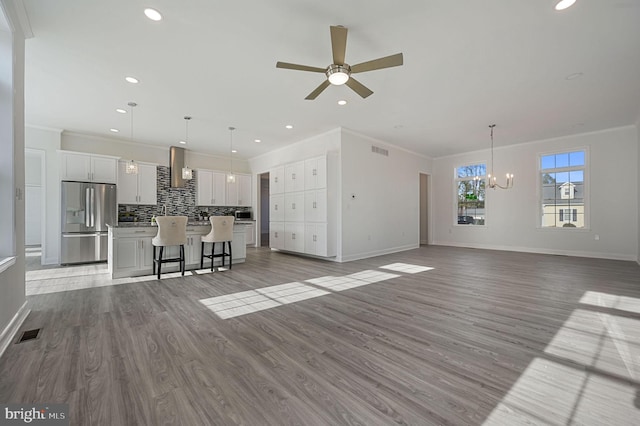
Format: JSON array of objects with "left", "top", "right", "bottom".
[{"left": 235, "top": 210, "right": 252, "bottom": 220}]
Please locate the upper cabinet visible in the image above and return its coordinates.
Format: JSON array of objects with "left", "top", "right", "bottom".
[
  {"left": 197, "top": 169, "right": 251, "bottom": 207},
  {"left": 270, "top": 166, "right": 285, "bottom": 195},
  {"left": 284, "top": 161, "right": 305, "bottom": 193},
  {"left": 117, "top": 160, "right": 157, "bottom": 205},
  {"left": 227, "top": 173, "right": 251, "bottom": 207},
  {"left": 196, "top": 169, "right": 227, "bottom": 206},
  {"left": 304, "top": 156, "right": 327, "bottom": 190},
  {"left": 59, "top": 151, "right": 118, "bottom": 183}
]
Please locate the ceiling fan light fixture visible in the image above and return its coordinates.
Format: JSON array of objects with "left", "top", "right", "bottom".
[{"left": 327, "top": 65, "right": 350, "bottom": 85}]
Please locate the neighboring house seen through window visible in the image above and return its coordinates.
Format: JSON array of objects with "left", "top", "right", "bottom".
[
  {"left": 540, "top": 150, "right": 586, "bottom": 228},
  {"left": 455, "top": 163, "right": 486, "bottom": 225}
]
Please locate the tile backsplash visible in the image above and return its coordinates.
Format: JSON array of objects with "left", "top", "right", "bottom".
[{"left": 118, "top": 165, "right": 250, "bottom": 222}]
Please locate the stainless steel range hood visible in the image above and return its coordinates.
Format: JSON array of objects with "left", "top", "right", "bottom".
[{"left": 169, "top": 146, "right": 187, "bottom": 188}]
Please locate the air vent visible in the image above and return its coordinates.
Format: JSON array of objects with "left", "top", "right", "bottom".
[
  {"left": 371, "top": 145, "right": 389, "bottom": 156},
  {"left": 17, "top": 328, "right": 40, "bottom": 343}
]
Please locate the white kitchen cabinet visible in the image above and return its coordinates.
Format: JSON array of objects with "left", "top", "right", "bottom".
[
  {"left": 240, "top": 222, "right": 256, "bottom": 246},
  {"left": 270, "top": 166, "right": 285, "bottom": 194},
  {"left": 117, "top": 161, "right": 157, "bottom": 205},
  {"left": 270, "top": 222, "right": 285, "bottom": 250},
  {"left": 284, "top": 192, "right": 305, "bottom": 222},
  {"left": 270, "top": 194, "right": 285, "bottom": 222},
  {"left": 284, "top": 161, "right": 305, "bottom": 193},
  {"left": 196, "top": 169, "right": 227, "bottom": 206},
  {"left": 305, "top": 223, "right": 328, "bottom": 256},
  {"left": 112, "top": 231, "right": 154, "bottom": 276},
  {"left": 284, "top": 222, "right": 305, "bottom": 252},
  {"left": 304, "top": 156, "right": 327, "bottom": 190},
  {"left": 60, "top": 151, "right": 118, "bottom": 183},
  {"left": 227, "top": 173, "right": 251, "bottom": 206},
  {"left": 304, "top": 189, "right": 327, "bottom": 223}
]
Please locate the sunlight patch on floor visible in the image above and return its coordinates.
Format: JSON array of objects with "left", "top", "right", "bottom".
[
  {"left": 379, "top": 262, "right": 434, "bottom": 274},
  {"left": 580, "top": 291, "right": 640, "bottom": 315}
]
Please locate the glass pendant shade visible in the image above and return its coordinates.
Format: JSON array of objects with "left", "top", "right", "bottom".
[{"left": 125, "top": 160, "right": 138, "bottom": 174}]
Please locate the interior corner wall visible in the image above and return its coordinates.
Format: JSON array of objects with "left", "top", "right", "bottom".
[
  {"left": 432, "top": 125, "right": 638, "bottom": 261},
  {"left": 0, "top": 0, "right": 27, "bottom": 354},
  {"left": 339, "top": 129, "right": 432, "bottom": 262},
  {"left": 637, "top": 120, "right": 640, "bottom": 265},
  {"left": 25, "top": 126, "right": 61, "bottom": 264}
]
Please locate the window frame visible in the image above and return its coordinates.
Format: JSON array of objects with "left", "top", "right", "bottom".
[
  {"left": 453, "top": 162, "right": 487, "bottom": 227},
  {"left": 537, "top": 147, "right": 590, "bottom": 231}
]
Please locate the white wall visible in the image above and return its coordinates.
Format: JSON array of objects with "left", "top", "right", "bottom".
[
  {"left": 432, "top": 126, "right": 639, "bottom": 261},
  {"left": 25, "top": 126, "right": 61, "bottom": 263},
  {"left": 0, "top": 0, "right": 28, "bottom": 356},
  {"left": 340, "top": 129, "right": 433, "bottom": 261},
  {"left": 62, "top": 131, "right": 251, "bottom": 172},
  {"left": 637, "top": 117, "right": 640, "bottom": 265}
]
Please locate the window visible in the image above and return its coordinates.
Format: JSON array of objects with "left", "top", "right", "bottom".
[
  {"left": 540, "top": 150, "right": 586, "bottom": 228},
  {"left": 455, "top": 163, "right": 486, "bottom": 225}
]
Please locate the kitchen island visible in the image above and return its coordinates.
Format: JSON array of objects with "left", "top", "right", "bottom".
[{"left": 107, "top": 221, "right": 247, "bottom": 279}]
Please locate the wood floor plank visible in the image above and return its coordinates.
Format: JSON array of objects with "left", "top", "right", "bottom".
[{"left": 2, "top": 246, "right": 640, "bottom": 425}]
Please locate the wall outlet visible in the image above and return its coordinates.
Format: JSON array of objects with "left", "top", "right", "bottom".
[{"left": 594, "top": 234, "right": 600, "bottom": 241}]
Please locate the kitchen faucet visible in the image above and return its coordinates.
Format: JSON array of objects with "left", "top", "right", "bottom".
[{"left": 161, "top": 204, "right": 167, "bottom": 216}]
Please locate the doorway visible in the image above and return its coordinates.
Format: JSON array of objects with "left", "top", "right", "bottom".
[
  {"left": 419, "top": 173, "right": 429, "bottom": 245},
  {"left": 259, "top": 172, "right": 270, "bottom": 247},
  {"left": 25, "top": 149, "right": 45, "bottom": 269}
]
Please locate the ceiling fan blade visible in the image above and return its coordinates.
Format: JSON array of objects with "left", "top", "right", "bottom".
[
  {"left": 305, "top": 80, "right": 331, "bottom": 100},
  {"left": 330, "top": 26, "right": 348, "bottom": 65},
  {"left": 350, "top": 53, "right": 404, "bottom": 74},
  {"left": 276, "top": 62, "right": 326, "bottom": 73},
  {"left": 345, "top": 77, "right": 373, "bottom": 99}
]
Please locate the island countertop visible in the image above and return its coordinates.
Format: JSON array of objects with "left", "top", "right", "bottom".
[{"left": 109, "top": 221, "right": 251, "bottom": 228}]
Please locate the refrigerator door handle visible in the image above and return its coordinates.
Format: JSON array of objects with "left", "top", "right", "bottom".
[
  {"left": 90, "top": 187, "right": 95, "bottom": 227},
  {"left": 85, "top": 187, "right": 91, "bottom": 227}
]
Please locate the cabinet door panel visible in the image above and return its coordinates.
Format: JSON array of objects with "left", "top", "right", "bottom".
[
  {"left": 270, "top": 194, "right": 284, "bottom": 222},
  {"left": 196, "top": 170, "right": 213, "bottom": 206},
  {"left": 304, "top": 156, "right": 327, "bottom": 190},
  {"left": 284, "top": 222, "right": 304, "bottom": 252},
  {"left": 212, "top": 172, "right": 227, "bottom": 205},
  {"left": 115, "top": 238, "right": 139, "bottom": 270},
  {"left": 270, "top": 222, "right": 285, "bottom": 249},
  {"left": 137, "top": 164, "right": 157, "bottom": 205},
  {"left": 270, "top": 167, "right": 285, "bottom": 194},
  {"left": 284, "top": 192, "right": 305, "bottom": 222},
  {"left": 284, "top": 161, "right": 305, "bottom": 193},
  {"left": 61, "top": 153, "right": 91, "bottom": 181},
  {"left": 117, "top": 161, "right": 139, "bottom": 204},
  {"left": 237, "top": 174, "right": 251, "bottom": 206},
  {"left": 91, "top": 157, "right": 117, "bottom": 183}
]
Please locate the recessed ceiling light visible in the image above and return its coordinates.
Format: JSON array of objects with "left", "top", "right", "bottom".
[
  {"left": 110, "top": 128, "right": 119, "bottom": 133},
  {"left": 231, "top": 149, "right": 237, "bottom": 153},
  {"left": 125, "top": 76, "right": 139, "bottom": 84},
  {"left": 144, "top": 8, "right": 163, "bottom": 21},
  {"left": 116, "top": 108, "right": 126, "bottom": 114},
  {"left": 337, "top": 100, "right": 347, "bottom": 106},
  {"left": 254, "top": 139, "right": 261, "bottom": 143},
  {"left": 555, "top": 0, "right": 576, "bottom": 11},
  {"left": 565, "top": 72, "right": 583, "bottom": 80},
  {"left": 285, "top": 125, "right": 293, "bottom": 129},
  {"left": 179, "top": 140, "right": 186, "bottom": 145}
]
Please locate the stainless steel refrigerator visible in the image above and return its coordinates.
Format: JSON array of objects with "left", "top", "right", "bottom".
[{"left": 61, "top": 181, "right": 117, "bottom": 264}]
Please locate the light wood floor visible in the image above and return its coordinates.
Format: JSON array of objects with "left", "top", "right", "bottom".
[{"left": 2, "top": 246, "right": 640, "bottom": 425}]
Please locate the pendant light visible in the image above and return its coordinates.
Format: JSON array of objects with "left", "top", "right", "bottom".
[
  {"left": 487, "top": 124, "right": 514, "bottom": 190},
  {"left": 125, "top": 102, "right": 139, "bottom": 174},
  {"left": 181, "top": 116, "right": 193, "bottom": 180},
  {"left": 227, "top": 126, "right": 236, "bottom": 183}
]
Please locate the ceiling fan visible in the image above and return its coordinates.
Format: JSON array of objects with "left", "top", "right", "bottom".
[{"left": 276, "top": 25, "right": 403, "bottom": 100}]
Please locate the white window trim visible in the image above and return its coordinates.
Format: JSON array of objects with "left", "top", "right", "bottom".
[
  {"left": 536, "top": 146, "right": 590, "bottom": 230},
  {"left": 0, "top": 256, "right": 16, "bottom": 274}
]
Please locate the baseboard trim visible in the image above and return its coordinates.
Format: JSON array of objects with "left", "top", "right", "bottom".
[
  {"left": 0, "top": 301, "right": 30, "bottom": 359},
  {"left": 340, "top": 244, "right": 419, "bottom": 263},
  {"left": 431, "top": 241, "right": 637, "bottom": 262}
]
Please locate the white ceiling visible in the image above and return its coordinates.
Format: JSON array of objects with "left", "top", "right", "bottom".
[{"left": 22, "top": 0, "right": 640, "bottom": 159}]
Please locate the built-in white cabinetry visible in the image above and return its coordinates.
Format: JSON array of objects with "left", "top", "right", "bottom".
[
  {"left": 270, "top": 222, "right": 285, "bottom": 250},
  {"left": 117, "top": 161, "right": 157, "bottom": 205},
  {"left": 284, "top": 222, "right": 305, "bottom": 252},
  {"left": 196, "top": 169, "right": 227, "bottom": 206},
  {"left": 60, "top": 151, "right": 118, "bottom": 183},
  {"left": 197, "top": 169, "right": 251, "bottom": 207},
  {"left": 305, "top": 223, "right": 328, "bottom": 256},
  {"left": 112, "top": 231, "right": 154, "bottom": 276},
  {"left": 304, "top": 156, "right": 327, "bottom": 190},
  {"left": 270, "top": 193, "right": 285, "bottom": 222},
  {"left": 227, "top": 173, "right": 251, "bottom": 207},
  {"left": 270, "top": 166, "right": 285, "bottom": 194},
  {"left": 284, "top": 192, "right": 305, "bottom": 222},
  {"left": 284, "top": 161, "right": 305, "bottom": 193},
  {"left": 239, "top": 221, "right": 256, "bottom": 246},
  {"left": 269, "top": 154, "right": 336, "bottom": 258}
]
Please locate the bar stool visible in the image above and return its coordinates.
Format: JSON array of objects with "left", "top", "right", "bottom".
[
  {"left": 152, "top": 216, "right": 188, "bottom": 279},
  {"left": 200, "top": 216, "right": 234, "bottom": 271}
]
